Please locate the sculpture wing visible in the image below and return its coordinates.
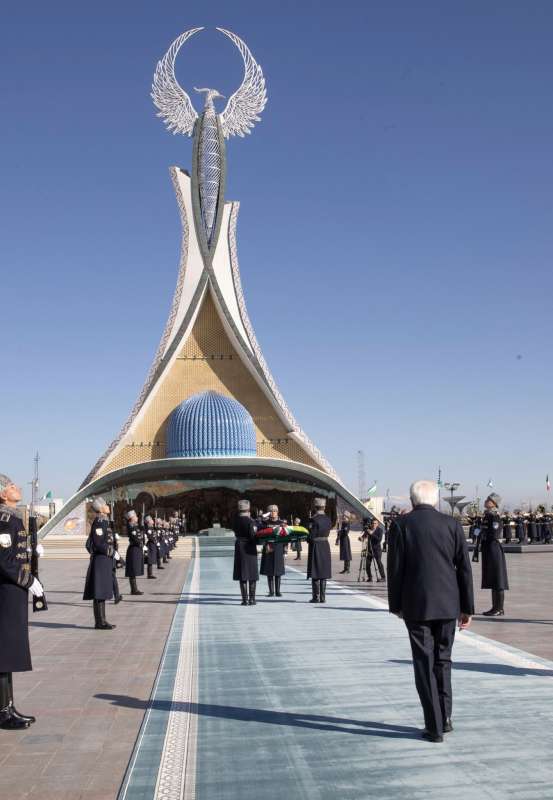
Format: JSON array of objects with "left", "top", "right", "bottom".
[
  {"left": 217, "top": 28, "right": 267, "bottom": 138},
  {"left": 151, "top": 27, "right": 204, "bottom": 136}
]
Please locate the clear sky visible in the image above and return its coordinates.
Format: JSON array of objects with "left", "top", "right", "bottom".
[{"left": 1, "top": 1, "right": 552, "bottom": 509}]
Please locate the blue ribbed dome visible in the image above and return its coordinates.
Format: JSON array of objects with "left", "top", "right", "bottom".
[{"left": 166, "top": 391, "right": 256, "bottom": 458}]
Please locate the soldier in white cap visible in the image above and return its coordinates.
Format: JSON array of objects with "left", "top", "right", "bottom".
[
  {"left": 232, "top": 499, "right": 259, "bottom": 605},
  {"left": 259, "top": 504, "right": 285, "bottom": 597},
  {"left": 478, "top": 493, "right": 509, "bottom": 616},
  {"left": 83, "top": 497, "right": 118, "bottom": 629},
  {"left": 336, "top": 510, "right": 352, "bottom": 574},
  {"left": 308, "top": 497, "right": 332, "bottom": 603},
  {"left": 125, "top": 510, "right": 144, "bottom": 595},
  {"left": 0, "top": 474, "right": 44, "bottom": 729},
  {"left": 144, "top": 515, "right": 158, "bottom": 579}
]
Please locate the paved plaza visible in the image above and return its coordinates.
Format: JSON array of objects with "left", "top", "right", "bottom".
[{"left": 1, "top": 540, "right": 552, "bottom": 800}]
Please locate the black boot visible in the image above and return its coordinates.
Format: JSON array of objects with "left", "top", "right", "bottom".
[
  {"left": 275, "top": 576, "right": 282, "bottom": 597},
  {"left": 0, "top": 673, "right": 29, "bottom": 730},
  {"left": 267, "top": 576, "right": 275, "bottom": 597},
  {"left": 320, "top": 580, "right": 327, "bottom": 603},
  {"left": 98, "top": 600, "right": 116, "bottom": 630},
  {"left": 483, "top": 590, "right": 503, "bottom": 616},
  {"left": 130, "top": 577, "right": 143, "bottom": 596},
  {"left": 240, "top": 581, "right": 248, "bottom": 606},
  {"left": 93, "top": 599, "right": 102, "bottom": 628},
  {"left": 147, "top": 564, "right": 156, "bottom": 579},
  {"left": 345, "top": 561, "right": 350, "bottom": 574},
  {"left": 7, "top": 674, "right": 35, "bottom": 725},
  {"left": 248, "top": 581, "right": 257, "bottom": 606},
  {"left": 310, "top": 579, "right": 320, "bottom": 603}
]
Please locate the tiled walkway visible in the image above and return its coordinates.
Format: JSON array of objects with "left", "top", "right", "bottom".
[{"left": 117, "top": 541, "right": 553, "bottom": 800}]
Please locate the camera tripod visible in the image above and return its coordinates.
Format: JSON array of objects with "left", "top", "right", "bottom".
[{"left": 357, "top": 537, "right": 376, "bottom": 582}]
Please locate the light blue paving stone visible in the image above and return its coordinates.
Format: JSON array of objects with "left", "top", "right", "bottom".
[
  {"left": 194, "top": 559, "right": 553, "bottom": 800},
  {"left": 118, "top": 539, "right": 197, "bottom": 800}
]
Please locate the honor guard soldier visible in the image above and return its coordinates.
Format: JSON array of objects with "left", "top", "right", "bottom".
[
  {"left": 514, "top": 511, "right": 527, "bottom": 544},
  {"left": 125, "top": 510, "right": 144, "bottom": 595},
  {"left": 259, "top": 504, "right": 285, "bottom": 597},
  {"left": 0, "top": 474, "right": 45, "bottom": 729},
  {"left": 308, "top": 497, "right": 332, "bottom": 603},
  {"left": 83, "top": 498, "right": 119, "bottom": 629},
  {"left": 154, "top": 519, "right": 165, "bottom": 569},
  {"left": 527, "top": 512, "right": 538, "bottom": 543},
  {"left": 232, "top": 499, "right": 259, "bottom": 605},
  {"left": 144, "top": 515, "right": 158, "bottom": 579},
  {"left": 336, "top": 511, "right": 352, "bottom": 574},
  {"left": 476, "top": 493, "right": 509, "bottom": 616},
  {"left": 502, "top": 511, "right": 512, "bottom": 543}
]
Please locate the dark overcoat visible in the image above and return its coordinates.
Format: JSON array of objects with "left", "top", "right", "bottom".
[
  {"left": 337, "top": 521, "right": 352, "bottom": 561},
  {"left": 259, "top": 517, "right": 285, "bottom": 577},
  {"left": 480, "top": 510, "right": 509, "bottom": 590},
  {"left": 309, "top": 514, "right": 332, "bottom": 580},
  {"left": 369, "top": 526, "right": 384, "bottom": 558},
  {"left": 125, "top": 522, "right": 145, "bottom": 577},
  {"left": 233, "top": 515, "right": 259, "bottom": 581},
  {"left": 387, "top": 504, "right": 474, "bottom": 620},
  {"left": 527, "top": 516, "right": 537, "bottom": 542},
  {"left": 144, "top": 528, "right": 158, "bottom": 565},
  {"left": 83, "top": 516, "right": 115, "bottom": 600},
  {"left": 515, "top": 516, "right": 526, "bottom": 543},
  {"left": 502, "top": 516, "right": 512, "bottom": 542},
  {"left": 0, "top": 505, "right": 34, "bottom": 672}
]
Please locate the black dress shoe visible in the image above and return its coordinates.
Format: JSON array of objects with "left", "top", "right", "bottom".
[
  {"left": 147, "top": 575, "right": 157, "bottom": 579},
  {"left": 443, "top": 719, "right": 453, "bottom": 733},
  {"left": 482, "top": 609, "right": 504, "bottom": 616},
  {"left": 114, "top": 596, "right": 123, "bottom": 604},
  {"left": 267, "top": 592, "right": 275, "bottom": 597},
  {"left": 275, "top": 592, "right": 282, "bottom": 597},
  {"left": 95, "top": 622, "right": 116, "bottom": 630},
  {"left": 248, "top": 599, "right": 256, "bottom": 606},
  {"left": 421, "top": 730, "right": 443, "bottom": 743},
  {"left": 309, "top": 598, "right": 319, "bottom": 603},
  {"left": 131, "top": 589, "right": 144, "bottom": 595},
  {"left": 241, "top": 600, "right": 248, "bottom": 606}
]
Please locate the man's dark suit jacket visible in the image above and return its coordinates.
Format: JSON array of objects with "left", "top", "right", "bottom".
[{"left": 387, "top": 504, "right": 474, "bottom": 621}]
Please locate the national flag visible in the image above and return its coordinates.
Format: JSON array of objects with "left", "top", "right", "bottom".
[
  {"left": 487, "top": 479, "right": 493, "bottom": 488},
  {"left": 367, "top": 482, "right": 377, "bottom": 496},
  {"left": 40, "top": 490, "right": 53, "bottom": 500},
  {"left": 547, "top": 475, "right": 551, "bottom": 492}
]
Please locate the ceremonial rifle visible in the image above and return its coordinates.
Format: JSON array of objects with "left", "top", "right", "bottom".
[{"left": 29, "top": 514, "right": 48, "bottom": 612}]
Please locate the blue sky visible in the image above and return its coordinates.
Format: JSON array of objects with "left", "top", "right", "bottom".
[{"left": 1, "top": 1, "right": 552, "bottom": 508}]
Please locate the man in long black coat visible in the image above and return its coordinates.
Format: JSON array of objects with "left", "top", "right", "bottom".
[
  {"left": 308, "top": 497, "right": 332, "bottom": 604},
  {"left": 387, "top": 480, "right": 474, "bottom": 743},
  {"left": 83, "top": 498, "right": 119, "bottom": 629},
  {"left": 125, "top": 510, "right": 144, "bottom": 595},
  {"left": 259, "top": 504, "right": 285, "bottom": 597},
  {"left": 336, "top": 511, "right": 352, "bottom": 574},
  {"left": 479, "top": 492, "right": 509, "bottom": 616},
  {"left": 232, "top": 499, "right": 259, "bottom": 605},
  {"left": 0, "top": 474, "right": 45, "bottom": 730}
]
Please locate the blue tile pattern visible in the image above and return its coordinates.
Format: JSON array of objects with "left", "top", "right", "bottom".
[{"left": 166, "top": 391, "right": 256, "bottom": 458}]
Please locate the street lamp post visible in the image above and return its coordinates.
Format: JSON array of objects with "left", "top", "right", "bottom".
[{"left": 444, "top": 482, "right": 461, "bottom": 515}]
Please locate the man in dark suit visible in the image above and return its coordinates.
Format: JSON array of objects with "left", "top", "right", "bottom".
[{"left": 387, "top": 480, "right": 474, "bottom": 743}]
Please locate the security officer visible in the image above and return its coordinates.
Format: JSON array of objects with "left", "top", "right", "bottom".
[
  {"left": 144, "top": 515, "right": 158, "bottom": 579},
  {"left": 477, "top": 492, "right": 509, "bottom": 616},
  {"left": 232, "top": 499, "right": 259, "bottom": 605},
  {"left": 336, "top": 511, "right": 352, "bottom": 574},
  {"left": 0, "top": 474, "right": 44, "bottom": 729},
  {"left": 83, "top": 498, "right": 119, "bottom": 629},
  {"left": 502, "top": 511, "right": 512, "bottom": 543},
  {"left": 259, "top": 504, "right": 285, "bottom": 597},
  {"left": 125, "top": 509, "right": 144, "bottom": 595},
  {"left": 308, "top": 497, "right": 332, "bottom": 603}
]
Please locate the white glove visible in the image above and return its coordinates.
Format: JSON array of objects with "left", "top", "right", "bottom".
[
  {"left": 29, "top": 578, "right": 44, "bottom": 597},
  {"left": 36, "top": 543, "right": 44, "bottom": 557},
  {"left": 114, "top": 551, "right": 121, "bottom": 561}
]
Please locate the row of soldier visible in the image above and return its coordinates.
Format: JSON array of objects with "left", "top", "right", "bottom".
[
  {"left": 468, "top": 512, "right": 553, "bottom": 544},
  {"left": 83, "top": 498, "right": 181, "bottom": 630},
  {"left": 231, "top": 498, "right": 386, "bottom": 605}
]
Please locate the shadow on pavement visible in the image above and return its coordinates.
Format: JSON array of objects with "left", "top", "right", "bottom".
[
  {"left": 95, "top": 694, "right": 420, "bottom": 739},
  {"left": 389, "top": 659, "right": 553, "bottom": 678}
]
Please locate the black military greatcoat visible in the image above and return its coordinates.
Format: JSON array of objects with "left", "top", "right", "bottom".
[
  {"left": 259, "top": 517, "right": 285, "bottom": 577},
  {"left": 337, "top": 520, "right": 352, "bottom": 561},
  {"left": 144, "top": 527, "right": 158, "bottom": 565},
  {"left": 0, "top": 505, "right": 34, "bottom": 672},
  {"left": 232, "top": 515, "right": 259, "bottom": 581},
  {"left": 125, "top": 521, "right": 145, "bottom": 577},
  {"left": 83, "top": 516, "right": 115, "bottom": 600},
  {"left": 309, "top": 513, "right": 332, "bottom": 579},
  {"left": 515, "top": 515, "right": 526, "bottom": 543},
  {"left": 502, "top": 514, "right": 512, "bottom": 543},
  {"left": 480, "top": 510, "right": 509, "bottom": 590}
]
